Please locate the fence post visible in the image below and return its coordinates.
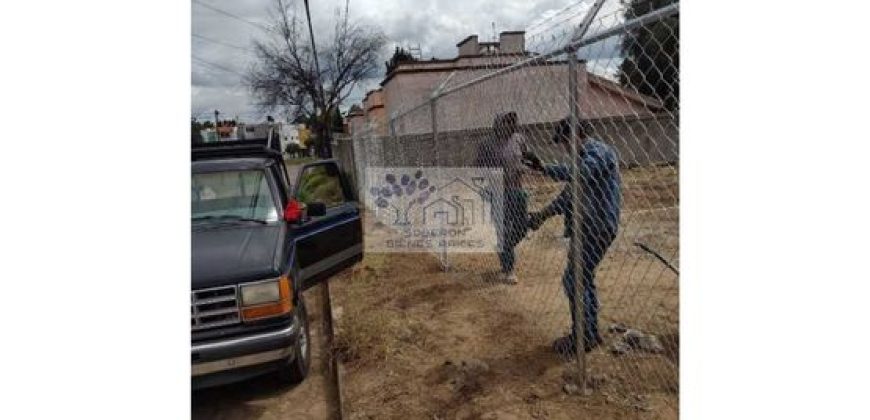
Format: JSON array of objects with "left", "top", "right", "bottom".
[
  {"left": 565, "top": 0, "right": 607, "bottom": 392},
  {"left": 360, "top": 130, "right": 371, "bottom": 202},
  {"left": 567, "top": 46, "right": 587, "bottom": 390},
  {"left": 431, "top": 72, "right": 456, "bottom": 272},
  {"left": 430, "top": 96, "right": 449, "bottom": 271},
  {"left": 377, "top": 113, "right": 396, "bottom": 222},
  {"left": 347, "top": 134, "right": 359, "bottom": 200}
]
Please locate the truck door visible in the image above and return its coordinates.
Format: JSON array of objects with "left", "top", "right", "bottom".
[{"left": 292, "top": 161, "right": 362, "bottom": 289}]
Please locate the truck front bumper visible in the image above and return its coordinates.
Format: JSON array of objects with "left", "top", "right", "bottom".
[{"left": 191, "top": 316, "right": 300, "bottom": 389}]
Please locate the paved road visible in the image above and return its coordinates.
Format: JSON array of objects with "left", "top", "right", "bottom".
[{"left": 192, "top": 291, "right": 334, "bottom": 420}]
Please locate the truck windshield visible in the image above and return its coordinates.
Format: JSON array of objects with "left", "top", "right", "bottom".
[{"left": 192, "top": 169, "right": 279, "bottom": 223}]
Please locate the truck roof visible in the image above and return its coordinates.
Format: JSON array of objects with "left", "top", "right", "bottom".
[
  {"left": 191, "top": 157, "right": 275, "bottom": 173},
  {"left": 192, "top": 138, "right": 283, "bottom": 162}
]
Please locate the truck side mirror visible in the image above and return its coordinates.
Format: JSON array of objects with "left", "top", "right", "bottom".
[
  {"left": 307, "top": 202, "right": 326, "bottom": 217},
  {"left": 283, "top": 199, "right": 304, "bottom": 223}
]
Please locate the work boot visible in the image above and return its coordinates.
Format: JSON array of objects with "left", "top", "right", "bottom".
[{"left": 503, "top": 272, "right": 518, "bottom": 285}]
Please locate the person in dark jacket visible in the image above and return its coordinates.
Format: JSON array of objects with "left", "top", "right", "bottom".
[
  {"left": 475, "top": 112, "right": 529, "bottom": 284},
  {"left": 525, "top": 118, "right": 622, "bottom": 356}
]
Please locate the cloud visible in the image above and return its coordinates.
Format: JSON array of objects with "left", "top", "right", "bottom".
[{"left": 192, "top": 0, "right": 624, "bottom": 119}]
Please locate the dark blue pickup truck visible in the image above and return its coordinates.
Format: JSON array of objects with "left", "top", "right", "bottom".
[{"left": 191, "top": 140, "right": 362, "bottom": 389}]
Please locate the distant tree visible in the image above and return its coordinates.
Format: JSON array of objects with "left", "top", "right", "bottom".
[
  {"left": 298, "top": 126, "right": 312, "bottom": 148},
  {"left": 618, "top": 0, "right": 679, "bottom": 111},
  {"left": 285, "top": 142, "right": 303, "bottom": 157},
  {"left": 191, "top": 119, "right": 204, "bottom": 145},
  {"left": 247, "top": 0, "right": 386, "bottom": 158},
  {"left": 384, "top": 46, "right": 415, "bottom": 74},
  {"left": 331, "top": 108, "right": 344, "bottom": 133}
]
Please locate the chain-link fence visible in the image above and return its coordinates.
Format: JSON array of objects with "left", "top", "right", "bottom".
[{"left": 334, "top": 0, "right": 678, "bottom": 410}]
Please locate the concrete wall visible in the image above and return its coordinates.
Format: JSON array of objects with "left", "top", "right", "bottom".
[{"left": 334, "top": 114, "right": 678, "bottom": 193}]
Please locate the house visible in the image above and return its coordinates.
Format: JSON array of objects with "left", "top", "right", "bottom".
[
  {"left": 345, "top": 89, "right": 386, "bottom": 136},
  {"left": 237, "top": 122, "right": 300, "bottom": 153},
  {"left": 362, "top": 89, "right": 386, "bottom": 134},
  {"left": 282, "top": 124, "right": 304, "bottom": 147},
  {"left": 345, "top": 104, "right": 366, "bottom": 134},
  {"left": 200, "top": 128, "right": 219, "bottom": 143},
  {"left": 238, "top": 123, "right": 270, "bottom": 140},
  {"left": 216, "top": 125, "right": 239, "bottom": 140},
  {"left": 347, "top": 31, "right": 662, "bottom": 136}
]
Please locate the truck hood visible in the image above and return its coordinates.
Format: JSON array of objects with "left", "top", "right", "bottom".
[{"left": 191, "top": 223, "right": 287, "bottom": 289}]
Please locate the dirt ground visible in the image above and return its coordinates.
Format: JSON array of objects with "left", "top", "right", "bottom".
[
  {"left": 191, "top": 291, "right": 337, "bottom": 420},
  {"left": 331, "top": 165, "right": 679, "bottom": 419}
]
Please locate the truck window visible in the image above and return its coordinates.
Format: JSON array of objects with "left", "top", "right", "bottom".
[
  {"left": 296, "top": 164, "right": 346, "bottom": 208},
  {"left": 192, "top": 169, "right": 279, "bottom": 222}
]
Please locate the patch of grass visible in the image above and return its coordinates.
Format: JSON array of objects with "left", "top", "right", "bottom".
[
  {"left": 333, "top": 252, "right": 439, "bottom": 369},
  {"left": 333, "top": 254, "right": 400, "bottom": 365},
  {"left": 334, "top": 305, "right": 398, "bottom": 365}
]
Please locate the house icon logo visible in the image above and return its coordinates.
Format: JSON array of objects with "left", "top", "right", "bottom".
[
  {"left": 421, "top": 177, "right": 493, "bottom": 227},
  {"left": 365, "top": 167, "right": 503, "bottom": 253},
  {"left": 421, "top": 197, "right": 462, "bottom": 225}
]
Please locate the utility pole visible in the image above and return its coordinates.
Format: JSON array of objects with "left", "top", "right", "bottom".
[
  {"left": 214, "top": 110, "right": 220, "bottom": 142},
  {"left": 302, "top": 5, "right": 340, "bottom": 419},
  {"left": 303, "top": 0, "right": 330, "bottom": 158}
]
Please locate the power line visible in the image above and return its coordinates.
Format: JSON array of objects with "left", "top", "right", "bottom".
[
  {"left": 192, "top": 0, "right": 273, "bottom": 33},
  {"left": 192, "top": 58, "right": 244, "bottom": 78},
  {"left": 192, "top": 33, "right": 256, "bottom": 53},
  {"left": 192, "top": 55, "right": 247, "bottom": 78}
]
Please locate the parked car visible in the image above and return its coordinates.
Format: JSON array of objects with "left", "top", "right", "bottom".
[{"left": 191, "top": 139, "right": 362, "bottom": 389}]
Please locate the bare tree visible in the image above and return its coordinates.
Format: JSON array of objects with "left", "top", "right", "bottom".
[{"left": 247, "top": 0, "right": 386, "bottom": 157}]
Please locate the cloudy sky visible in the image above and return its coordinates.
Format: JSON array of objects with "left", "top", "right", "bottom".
[{"left": 191, "top": 0, "right": 624, "bottom": 122}]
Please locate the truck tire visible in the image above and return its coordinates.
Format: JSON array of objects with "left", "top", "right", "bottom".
[{"left": 277, "top": 298, "right": 310, "bottom": 384}]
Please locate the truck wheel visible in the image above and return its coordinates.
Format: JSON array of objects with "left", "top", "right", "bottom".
[{"left": 278, "top": 298, "right": 310, "bottom": 384}]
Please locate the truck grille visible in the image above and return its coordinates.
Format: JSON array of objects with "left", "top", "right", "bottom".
[{"left": 191, "top": 285, "right": 241, "bottom": 331}]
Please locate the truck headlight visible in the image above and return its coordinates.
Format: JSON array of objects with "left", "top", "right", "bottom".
[
  {"left": 241, "top": 280, "right": 280, "bottom": 306},
  {"left": 240, "top": 276, "right": 293, "bottom": 321}
]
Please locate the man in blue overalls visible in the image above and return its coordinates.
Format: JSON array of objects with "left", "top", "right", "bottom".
[{"left": 525, "top": 118, "right": 622, "bottom": 357}]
